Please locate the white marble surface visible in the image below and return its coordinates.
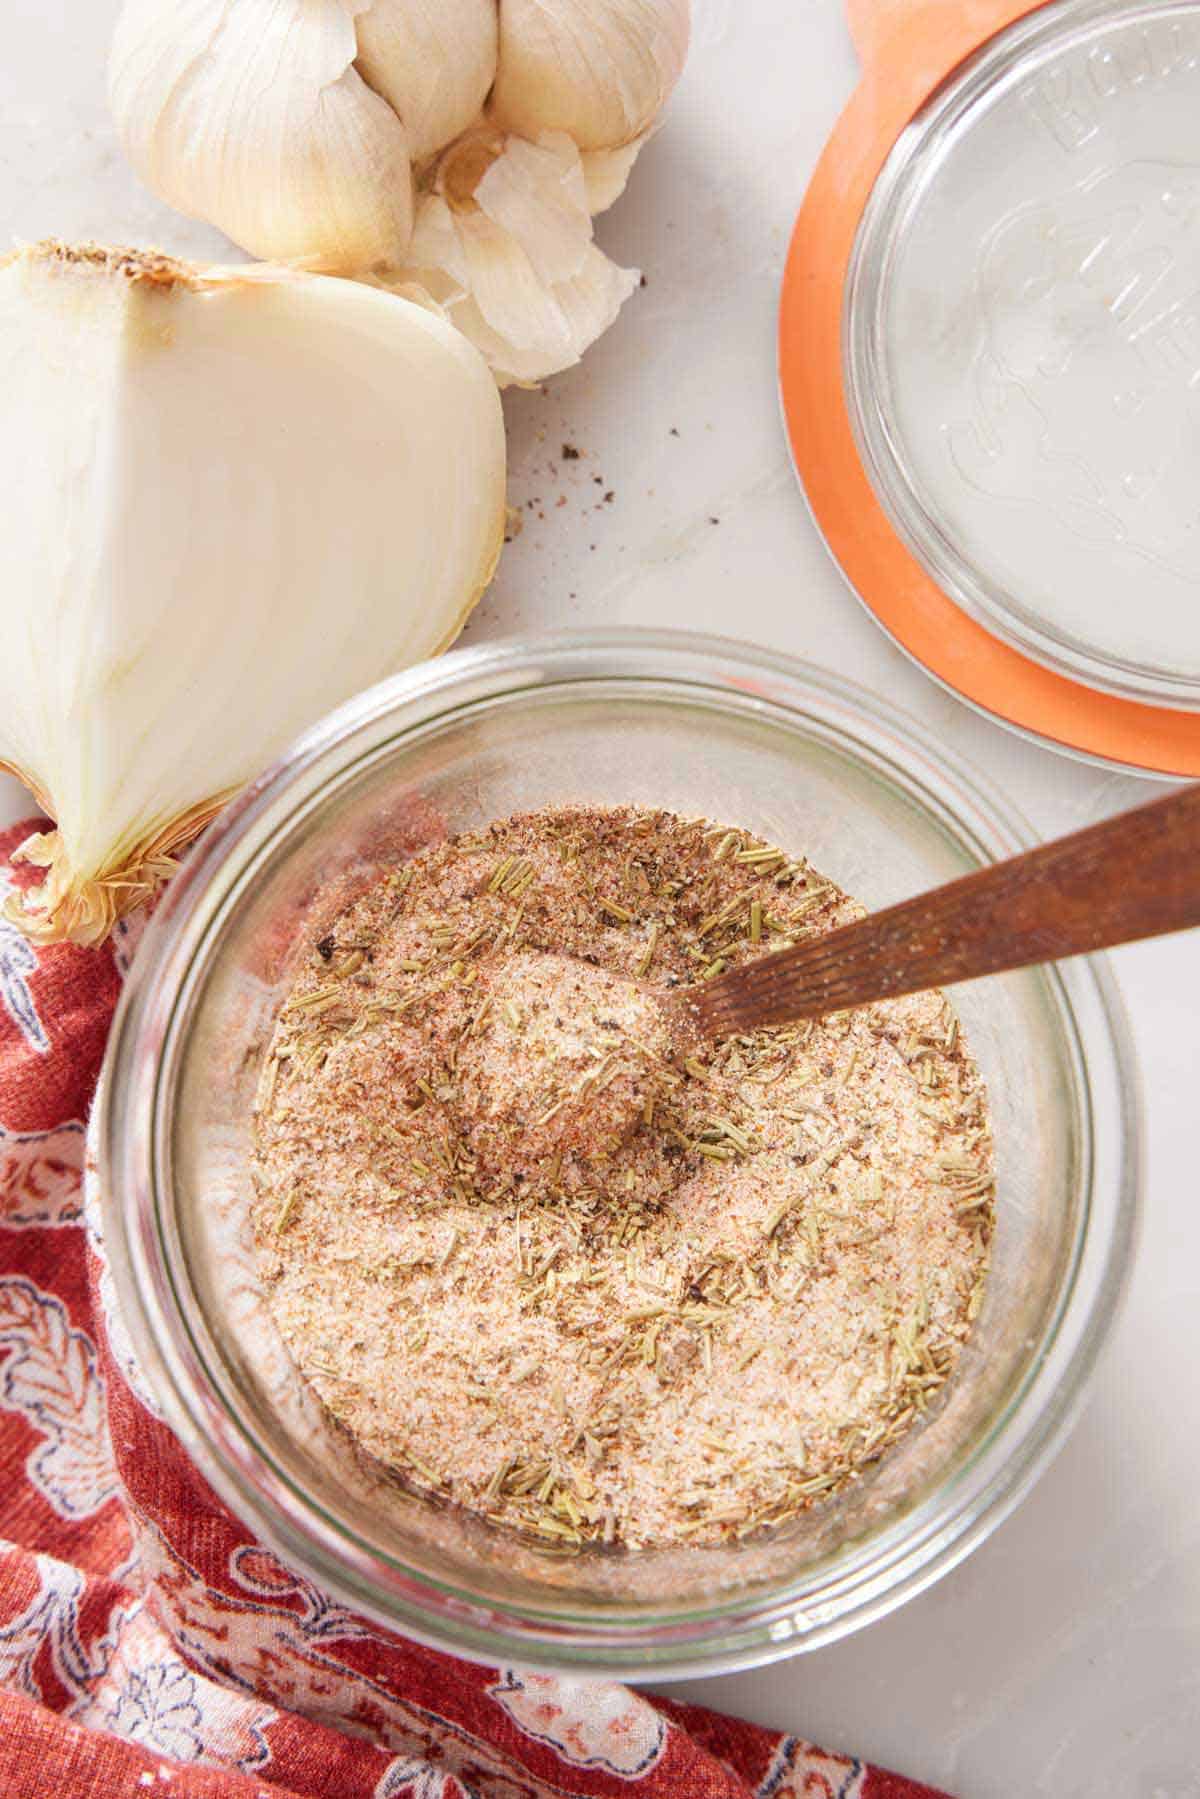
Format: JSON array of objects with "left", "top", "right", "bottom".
[{"left": 3, "top": 2, "right": 1198, "bottom": 1794}]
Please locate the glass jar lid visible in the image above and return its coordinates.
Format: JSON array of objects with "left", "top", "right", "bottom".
[{"left": 846, "top": 0, "right": 1200, "bottom": 709}]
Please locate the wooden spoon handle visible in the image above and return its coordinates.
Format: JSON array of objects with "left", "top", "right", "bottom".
[{"left": 693, "top": 783, "right": 1200, "bottom": 1037}]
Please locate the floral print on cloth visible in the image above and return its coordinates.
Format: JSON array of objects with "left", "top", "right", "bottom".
[{"left": 0, "top": 819, "right": 953, "bottom": 1799}]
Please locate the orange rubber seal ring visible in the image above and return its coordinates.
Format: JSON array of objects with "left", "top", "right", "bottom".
[{"left": 780, "top": 0, "right": 1200, "bottom": 777}]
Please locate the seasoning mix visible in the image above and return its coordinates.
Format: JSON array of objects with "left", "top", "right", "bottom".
[{"left": 252, "top": 806, "right": 994, "bottom": 1551}]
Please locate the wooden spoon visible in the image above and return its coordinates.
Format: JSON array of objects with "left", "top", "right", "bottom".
[{"left": 690, "top": 782, "right": 1200, "bottom": 1038}]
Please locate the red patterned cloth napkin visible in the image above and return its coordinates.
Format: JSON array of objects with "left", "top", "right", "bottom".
[{"left": 0, "top": 819, "right": 951, "bottom": 1799}]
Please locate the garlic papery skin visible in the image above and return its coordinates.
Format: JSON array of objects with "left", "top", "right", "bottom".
[
  {"left": 491, "top": 0, "right": 690, "bottom": 152},
  {"left": 398, "top": 130, "right": 640, "bottom": 385},
  {"left": 109, "top": 0, "right": 415, "bottom": 270},
  {"left": 354, "top": 0, "right": 499, "bottom": 164},
  {"left": 0, "top": 243, "right": 506, "bottom": 946}
]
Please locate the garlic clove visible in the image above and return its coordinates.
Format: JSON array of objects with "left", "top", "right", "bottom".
[
  {"left": 109, "top": 0, "right": 414, "bottom": 271},
  {"left": 582, "top": 136, "right": 648, "bottom": 214},
  {"left": 399, "top": 130, "right": 640, "bottom": 385},
  {"left": 354, "top": 0, "right": 499, "bottom": 165},
  {"left": 491, "top": 0, "right": 690, "bottom": 152},
  {"left": 0, "top": 243, "right": 506, "bottom": 945}
]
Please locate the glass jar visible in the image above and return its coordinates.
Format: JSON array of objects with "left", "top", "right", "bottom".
[
  {"left": 844, "top": 0, "right": 1200, "bottom": 708},
  {"left": 99, "top": 630, "right": 1139, "bottom": 1677}
]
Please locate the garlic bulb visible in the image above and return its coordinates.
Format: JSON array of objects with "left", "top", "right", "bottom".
[
  {"left": 490, "top": 0, "right": 689, "bottom": 152},
  {"left": 0, "top": 243, "right": 505, "bottom": 946},
  {"left": 110, "top": 0, "right": 691, "bottom": 382}
]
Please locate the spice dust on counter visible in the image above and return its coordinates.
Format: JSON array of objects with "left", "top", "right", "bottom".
[{"left": 252, "top": 806, "right": 994, "bottom": 1551}]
